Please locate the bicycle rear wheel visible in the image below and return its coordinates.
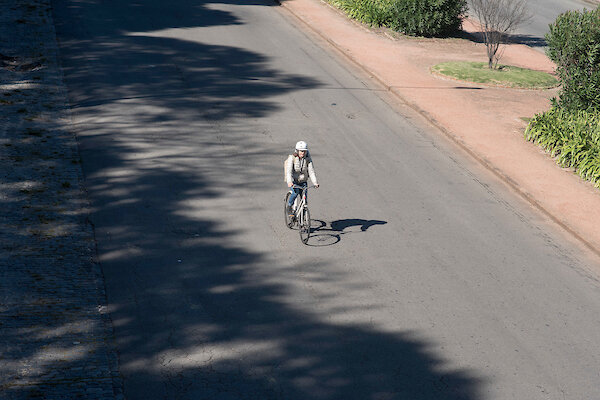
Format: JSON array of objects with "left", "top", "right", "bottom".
[
  {"left": 284, "top": 192, "right": 294, "bottom": 229},
  {"left": 299, "top": 207, "right": 311, "bottom": 244}
]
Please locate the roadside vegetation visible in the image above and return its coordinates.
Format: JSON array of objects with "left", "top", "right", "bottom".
[
  {"left": 326, "top": 0, "right": 467, "bottom": 37},
  {"left": 469, "top": 0, "right": 532, "bottom": 69},
  {"left": 431, "top": 0, "right": 551, "bottom": 89},
  {"left": 431, "top": 61, "right": 558, "bottom": 89},
  {"left": 525, "top": 8, "right": 600, "bottom": 188}
]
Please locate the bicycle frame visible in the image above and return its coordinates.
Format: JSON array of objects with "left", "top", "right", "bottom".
[
  {"left": 285, "top": 184, "right": 314, "bottom": 244},
  {"left": 291, "top": 184, "right": 310, "bottom": 225}
]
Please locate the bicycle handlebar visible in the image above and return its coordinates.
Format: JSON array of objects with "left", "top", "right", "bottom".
[{"left": 291, "top": 184, "right": 318, "bottom": 189}]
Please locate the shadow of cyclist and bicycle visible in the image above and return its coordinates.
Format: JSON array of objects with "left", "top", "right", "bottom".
[{"left": 305, "top": 218, "right": 387, "bottom": 246}]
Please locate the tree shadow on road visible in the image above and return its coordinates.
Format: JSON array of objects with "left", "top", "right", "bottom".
[{"left": 1, "top": 0, "right": 487, "bottom": 398}]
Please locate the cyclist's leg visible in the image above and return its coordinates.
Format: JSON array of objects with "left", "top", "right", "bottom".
[
  {"left": 295, "top": 183, "right": 308, "bottom": 206},
  {"left": 287, "top": 184, "right": 301, "bottom": 216},
  {"left": 287, "top": 187, "right": 299, "bottom": 208}
]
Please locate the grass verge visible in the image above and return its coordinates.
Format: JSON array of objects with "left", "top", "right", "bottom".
[{"left": 431, "top": 61, "right": 558, "bottom": 89}]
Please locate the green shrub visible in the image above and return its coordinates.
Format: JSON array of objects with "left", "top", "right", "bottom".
[
  {"left": 387, "top": 0, "right": 467, "bottom": 37},
  {"left": 327, "top": 0, "right": 467, "bottom": 37},
  {"left": 545, "top": 8, "right": 600, "bottom": 112},
  {"left": 525, "top": 107, "right": 600, "bottom": 187},
  {"left": 330, "top": 0, "right": 392, "bottom": 27}
]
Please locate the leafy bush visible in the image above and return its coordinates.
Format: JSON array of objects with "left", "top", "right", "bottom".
[
  {"left": 330, "top": 0, "right": 393, "bottom": 27},
  {"left": 545, "top": 8, "right": 600, "bottom": 112},
  {"left": 327, "top": 0, "right": 467, "bottom": 37},
  {"left": 387, "top": 0, "right": 467, "bottom": 37},
  {"left": 525, "top": 107, "right": 600, "bottom": 187}
]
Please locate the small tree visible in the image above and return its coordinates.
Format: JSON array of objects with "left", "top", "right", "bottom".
[{"left": 469, "top": 0, "right": 532, "bottom": 69}]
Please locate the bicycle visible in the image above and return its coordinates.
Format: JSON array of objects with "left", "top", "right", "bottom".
[{"left": 284, "top": 184, "right": 313, "bottom": 244}]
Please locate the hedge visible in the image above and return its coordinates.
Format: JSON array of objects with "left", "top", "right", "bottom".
[{"left": 327, "top": 0, "right": 467, "bottom": 37}]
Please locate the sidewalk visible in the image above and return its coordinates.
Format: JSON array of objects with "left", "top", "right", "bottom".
[
  {"left": 279, "top": 0, "right": 600, "bottom": 259},
  {"left": 0, "top": 0, "right": 123, "bottom": 398}
]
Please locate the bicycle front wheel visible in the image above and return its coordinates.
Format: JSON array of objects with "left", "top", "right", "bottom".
[
  {"left": 284, "top": 192, "right": 294, "bottom": 229},
  {"left": 299, "top": 207, "right": 311, "bottom": 244}
]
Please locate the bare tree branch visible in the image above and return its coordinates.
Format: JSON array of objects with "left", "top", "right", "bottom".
[{"left": 469, "top": 0, "right": 532, "bottom": 68}]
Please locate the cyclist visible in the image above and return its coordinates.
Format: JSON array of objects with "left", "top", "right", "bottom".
[{"left": 285, "top": 141, "right": 319, "bottom": 217}]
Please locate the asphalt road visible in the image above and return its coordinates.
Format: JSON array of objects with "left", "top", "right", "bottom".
[{"left": 51, "top": 0, "right": 600, "bottom": 399}]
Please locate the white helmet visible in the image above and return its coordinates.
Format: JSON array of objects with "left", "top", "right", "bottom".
[{"left": 295, "top": 141, "right": 308, "bottom": 151}]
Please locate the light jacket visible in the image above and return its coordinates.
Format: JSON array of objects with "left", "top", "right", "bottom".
[{"left": 286, "top": 153, "right": 318, "bottom": 186}]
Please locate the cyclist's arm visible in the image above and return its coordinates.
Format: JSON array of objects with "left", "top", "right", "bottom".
[
  {"left": 308, "top": 160, "right": 319, "bottom": 187},
  {"left": 285, "top": 155, "right": 294, "bottom": 187}
]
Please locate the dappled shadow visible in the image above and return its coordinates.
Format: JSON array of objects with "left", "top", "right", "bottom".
[
  {"left": 0, "top": 1, "right": 119, "bottom": 396},
  {"left": 0, "top": 0, "right": 486, "bottom": 397},
  {"left": 51, "top": 0, "right": 319, "bottom": 123},
  {"left": 55, "top": 35, "right": 319, "bottom": 123}
]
